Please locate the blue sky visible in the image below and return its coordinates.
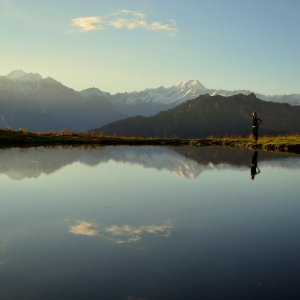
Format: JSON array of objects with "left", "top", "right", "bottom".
[{"left": 1, "top": 0, "right": 300, "bottom": 94}]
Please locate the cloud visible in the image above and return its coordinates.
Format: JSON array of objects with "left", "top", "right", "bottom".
[
  {"left": 71, "top": 10, "right": 177, "bottom": 35},
  {"left": 69, "top": 220, "right": 173, "bottom": 244},
  {"left": 72, "top": 16, "right": 102, "bottom": 32},
  {"left": 120, "top": 9, "right": 146, "bottom": 19}
]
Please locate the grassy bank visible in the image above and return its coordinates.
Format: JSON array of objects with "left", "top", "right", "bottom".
[
  {"left": 195, "top": 135, "right": 300, "bottom": 153},
  {"left": 0, "top": 128, "right": 299, "bottom": 154}
]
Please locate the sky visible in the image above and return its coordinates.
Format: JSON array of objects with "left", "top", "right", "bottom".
[{"left": 1, "top": 0, "right": 300, "bottom": 95}]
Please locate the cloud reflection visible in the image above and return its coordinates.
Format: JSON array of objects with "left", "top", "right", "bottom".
[
  {"left": 69, "top": 220, "right": 172, "bottom": 244},
  {"left": 69, "top": 221, "right": 99, "bottom": 236}
]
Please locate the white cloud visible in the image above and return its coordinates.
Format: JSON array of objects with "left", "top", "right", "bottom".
[
  {"left": 69, "top": 220, "right": 173, "bottom": 244},
  {"left": 72, "top": 16, "right": 103, "bottom": 32},
  {"left": 71, "top": 10, "right": 177, "bottom": 35},
  {"left": 120, "top": 9, "right": 146, "bottom": 19}
]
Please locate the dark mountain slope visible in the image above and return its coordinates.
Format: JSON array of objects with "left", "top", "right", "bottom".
[
  {"left": 0, "top": 77, "right": 125, "bottom": 131},
  {"left": 93, "top": 93, "right": 300, "bottom": 138}
]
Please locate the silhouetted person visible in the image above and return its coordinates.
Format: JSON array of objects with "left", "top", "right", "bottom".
[
  {"left": 252, "top": 111, "right": 262, "bottom": 143},
  {"left": 251, "top": 150, "right": 260, "bottom": 180}
]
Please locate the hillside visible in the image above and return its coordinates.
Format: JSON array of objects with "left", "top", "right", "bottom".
[{"left": 93, "top": 93, "right": 300, "bottom": 138}]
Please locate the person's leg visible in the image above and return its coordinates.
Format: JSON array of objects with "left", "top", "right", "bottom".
[{"left": 253, "top": 127, "right": 258, "bottom": 142}]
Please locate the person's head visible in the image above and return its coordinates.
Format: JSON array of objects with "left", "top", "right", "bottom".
[
  {"left": 251, "top": 174, "right": 255, "bottom": 180},
  {"left": 252, "top": 111, "right": 257, "bottom": 117}
]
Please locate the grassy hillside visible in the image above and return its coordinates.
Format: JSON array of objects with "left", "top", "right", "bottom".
[{"left": 0, "top": 128, "right": 299, "bottom": 154}]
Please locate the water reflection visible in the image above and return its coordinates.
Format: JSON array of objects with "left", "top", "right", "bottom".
[
  {"left": 69, "top": 220, "right": 173, "bottom": 244},
  {"left": 251, "top": 150, "right": 261, "bottom": 180},
  {"left": 1, "top": 146, "right": 300, "bottom": 299},
  {"left": 0, "top": 146, "right": 299, "bottom": 180}
]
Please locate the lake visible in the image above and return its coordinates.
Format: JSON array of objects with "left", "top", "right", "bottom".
[{"left": 0, "top": 146, "right": 300, "bottom": 300}]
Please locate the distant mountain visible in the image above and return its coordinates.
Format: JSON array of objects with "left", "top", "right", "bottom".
[
  {"left": 2, "top": 70, "right": 300, "bottom": 132},
  {"left": 0, "top": 71, "right": 124, "bottom": 131},
  {"left": 93, "top": 93, "right": 300, "bottom": 138},
  {"left": 106, "top": 80, "right": 300, "bottom": 117},
  {"left": 110, "top": 80, "right": 210, "bottom": 116}
]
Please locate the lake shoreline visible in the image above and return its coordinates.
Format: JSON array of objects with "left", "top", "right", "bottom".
[{"left": 1, "top": 129, "right": 299, "bottom": 154}]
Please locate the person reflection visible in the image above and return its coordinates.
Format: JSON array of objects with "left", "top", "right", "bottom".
[{"left": 251, "top": 150, "right": 260, "bottom": 180}]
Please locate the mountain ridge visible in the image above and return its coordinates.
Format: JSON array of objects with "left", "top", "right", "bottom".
[
  {"left": 0, "top": 71, "right": 125, "bottom": 131},
  {"left": 1, "top": 70, "right": 300, "bottom": 132},
  {"left": 93, "top": 93, "right": 300, "bottom": 138}
]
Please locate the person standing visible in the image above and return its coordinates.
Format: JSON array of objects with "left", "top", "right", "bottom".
[{"left": 252, "top": 111, "right": 262, "bottom": 143}]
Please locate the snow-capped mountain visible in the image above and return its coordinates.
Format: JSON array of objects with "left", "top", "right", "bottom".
[
  {"left": 111, "top": 80, "right": 206, "bottom": 106},
  {"left": 78, "top": 79, "right": 300, "bottom": 117},
  {"left": 107, "top": 80, "right": 300, "bottom": 116}
]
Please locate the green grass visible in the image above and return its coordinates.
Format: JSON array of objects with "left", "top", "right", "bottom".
[
  {"left": 0, "top": 128, "right": 299, "bottom": 154},
  {"left": 198, "top": 134, "right": 300, "bottom": 153}
]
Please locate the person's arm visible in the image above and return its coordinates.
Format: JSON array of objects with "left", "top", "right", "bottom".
[{"left": 258, "top": 118, "right": 263, "bottom": 125}]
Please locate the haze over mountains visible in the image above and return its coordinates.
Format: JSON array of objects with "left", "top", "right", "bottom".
[{"left": 1, "top": 70, "right": 300, "bottom": 133}]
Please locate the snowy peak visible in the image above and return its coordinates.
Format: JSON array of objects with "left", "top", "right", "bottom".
[
  {"left": 174, "top": 80, "right": 206, "bottom": 90},
  {"left": 6, "top": 70, "right": 43, "bottom": 81},
  {"left": 110, "top": 79, "right": 208, "bottom": 109}
]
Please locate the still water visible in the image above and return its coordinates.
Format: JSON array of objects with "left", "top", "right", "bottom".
[{"left": 0, "top": 146, "right": 300, "bottom": 300}]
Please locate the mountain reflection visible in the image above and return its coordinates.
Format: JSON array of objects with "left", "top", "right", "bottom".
[
  {"left": 69, "top": 220, "right": 172, "bottom": 244},
  {"left": 0, "top": 146, "right": 299, "bottom": 180}
]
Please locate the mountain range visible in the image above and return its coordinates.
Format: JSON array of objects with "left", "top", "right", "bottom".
[
  {"left": 79, "top": 78, "right": 300, "bottom": 117},
  {"left": 0, "top": 70, "right": 124, "bottom": 131},
  {"left": 110, "top": 80, "right": 300, "bottom": 116},
  {"left": 1, "top": 70, "right": 300, "bottom": 132},
  {"left": 94, "top": 93, "right": 300, "bottom": 138}
]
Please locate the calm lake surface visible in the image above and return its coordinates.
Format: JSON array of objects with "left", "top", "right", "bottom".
[{"left": 0, "top": 146, "right": 300, "bottom": 300}]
